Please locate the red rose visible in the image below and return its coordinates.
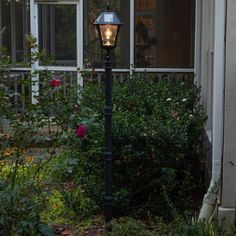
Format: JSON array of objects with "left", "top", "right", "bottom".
[
  {"left": 76, "top": 125, "right": 87, "bottom": 138},
  {"left": 49, "top": 79, "right": 61, "bottom": 87}
]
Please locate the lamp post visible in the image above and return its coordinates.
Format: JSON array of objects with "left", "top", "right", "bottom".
[{"left": 94, "top": 5, "right": 123, "bottom": 224}]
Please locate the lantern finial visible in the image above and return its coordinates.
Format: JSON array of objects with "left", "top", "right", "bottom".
[{"left": 106, "top": 3, "right": 110, "bottom": 11}]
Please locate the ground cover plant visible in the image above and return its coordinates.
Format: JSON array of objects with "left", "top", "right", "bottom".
[{"left": 103, "top": 216, "right": 236, "bottom": 236}]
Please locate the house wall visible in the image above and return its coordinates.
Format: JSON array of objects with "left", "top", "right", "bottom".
[
  {"left": 219, "top": 0, "right": 236, "bottom": 228},
  {"left": 198, "top": 0, "right": 214, "bottom": 187}
]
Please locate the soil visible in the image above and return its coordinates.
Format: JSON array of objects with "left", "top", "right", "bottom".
[{"left": 53, "top": 223, "right": 105, "bottom": 236}]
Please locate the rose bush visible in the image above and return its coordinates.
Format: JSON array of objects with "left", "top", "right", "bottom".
[{"left": 0, "top": 42, "right": 97, "bottom": 234}]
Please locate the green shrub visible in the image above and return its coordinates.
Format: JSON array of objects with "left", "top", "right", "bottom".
[
  {"left": 61, "top": 187, "right": 98, "bottom": 218},
  {"left": 69, "top": 74, "right": 206, "bottom": 219}
]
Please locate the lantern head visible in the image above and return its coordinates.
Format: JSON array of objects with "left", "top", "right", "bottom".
[{"left": 94, "top": 7, "right": 123, "bottom": 49}]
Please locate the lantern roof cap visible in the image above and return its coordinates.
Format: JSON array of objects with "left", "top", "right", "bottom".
[{"left": 94, "top": 10, "right": 123, "bottom": 26}]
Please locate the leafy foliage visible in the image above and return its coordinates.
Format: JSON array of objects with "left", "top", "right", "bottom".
[
  {"left": 0, "top": 43, "right": 96, "bottom": 235},
  {"left": 70, "top": 74, "right": 206, "bottom": 219},
  {"left": 103, "top": 216, "right": 236, "bottom": 236},
  {"left": 167, "top": 215, "right": 236, "bottom": 236},
  {"left": 104, "top": 217, "right": 155, "bottom": 236},
  {"left": 0, "top": 38, "right": 207, "bottom": 233}
]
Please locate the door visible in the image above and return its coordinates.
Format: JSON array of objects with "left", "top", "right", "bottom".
[{"left": 30, "top": 0, "right": 83, "bottom": 103}]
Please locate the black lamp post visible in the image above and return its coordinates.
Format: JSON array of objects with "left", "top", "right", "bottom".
[{"left": 94, "top": 5, "right": 123, "bottom": 224}]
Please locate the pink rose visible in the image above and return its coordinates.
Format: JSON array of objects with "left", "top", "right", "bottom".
[
  {"left": 49, "top": 79, "right": 61, "bottom": 87},
  {"left": 76, "top": 125, "right": 87, "bottom": 138}
]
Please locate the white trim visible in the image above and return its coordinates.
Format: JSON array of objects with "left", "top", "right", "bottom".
[
  {"left": 11, "top": 67, "right": 194, "bottom": 73},
  {"left": 82, "top": 68, "right": 130, "bottom": 73},
  {"left": 30, "top": 0, "right": 39, "bottom": 104},
  {"left": 130, "top": 0, "right": 135, "bottom": 72},
  {"left": 35, "top": 1, "right": 78, "bottom": 4},
  {"left": 30, "top": 1, "right": 39, "bottom": 67},
  {"left": 212, "top": 0, "right": 225, "bottom": 181},
  {"left": 37, "top": 66, "right": 77, "bottom": 71},
  {"left": 133, "top": 68, "right": 194, "bottom": 73},
  {"left": 199, "top": 2, "right": 225, "bottom": 219},
  {"left": 194, "top": 0, "right": 202, "bottom": 85},
  {"left": 77, "top": 0, "right": 83, "bottom": 87},
  {"left": 11, "top": 67, "right": 77, "bottom": 72},
  {"left": 200, "top": 0, "right": 207, "bottom": 104},
  {"left": 11, "top": 68, "right": 31, "bottom": 71},
  {"left": 79, "top": 68, "right": 194, "bottom": 73}
]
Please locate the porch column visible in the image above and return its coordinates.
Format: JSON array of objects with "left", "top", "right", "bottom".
[{"left": 219, "top": 0, "right": 236, "bottom": 229}]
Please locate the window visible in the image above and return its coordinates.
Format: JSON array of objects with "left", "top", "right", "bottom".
[
  {"left": 1, "top": 0, "right": 11, "bottom": 51},
  {"left": 1, "top": 0, "right": 196, "bottom": 71},
  {"left": 84, "top": 0, "right": 130, "bottom": 69},
  {"left": 135, "top": 0, "right": 195, "bottom": 68},
  {"left": 38, "top": 4, "right": 76, "bottom": 66},
  {"left": 0, "top": 0, "right": 30, "bottom": 62}
]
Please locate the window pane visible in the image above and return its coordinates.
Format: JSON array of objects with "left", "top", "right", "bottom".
[
  {"left": 1, "top": 0, "right": 30, "bottom": 63},
  {"left": 38, "top": 4, "right": 76, "bottom": 66},
  {"left": 1, "top": 0, "right": 11, "bottom": 53},
  {"left": 135, "top": 0, "right": 195, "bottom": 68},
  {"left": 84, "top": 0, "right": 130, "bottom": 69},
  {"left": 15, "top": 0, "right": 30, "bottom": 62}
]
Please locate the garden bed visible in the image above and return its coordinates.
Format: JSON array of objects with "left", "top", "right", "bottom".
[{"left": 1, "top": 45, "right": 221, "bottom": 235}]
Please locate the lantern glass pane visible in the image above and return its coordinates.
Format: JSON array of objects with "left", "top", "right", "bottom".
[{"left": 99, "top": 25, "right": 118, "bottom": 48}]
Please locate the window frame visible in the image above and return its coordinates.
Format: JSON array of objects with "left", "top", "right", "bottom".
[
  {"left": 7, "top": 0, "right": 195, "bottom": 103},
  {"left": 133, "top": 0, "right": 195, "bottom": 70},
  {"left": 81, "top": 0, "right": 194, "bottom": 73},
  {"left": 27, "top": 0, "right": 83, "bottom": 103}
]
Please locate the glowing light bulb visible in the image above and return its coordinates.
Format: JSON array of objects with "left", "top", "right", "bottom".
[{"left": 105, "top": 28, "right": 112, "bottom": 39}]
